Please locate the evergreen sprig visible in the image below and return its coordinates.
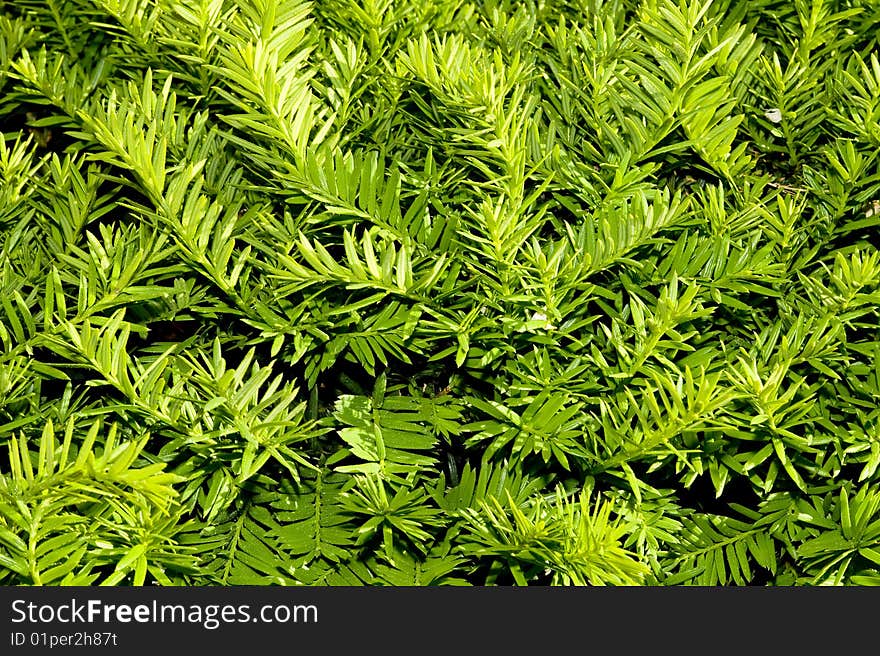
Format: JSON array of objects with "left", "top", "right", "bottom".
[{"left": 1, "top": 0, "right": 880, "bottom": 586}]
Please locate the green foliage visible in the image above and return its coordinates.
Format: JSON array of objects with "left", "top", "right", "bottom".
[{"left": 1, "top": 0, "right": 880, "bottom": 586}]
